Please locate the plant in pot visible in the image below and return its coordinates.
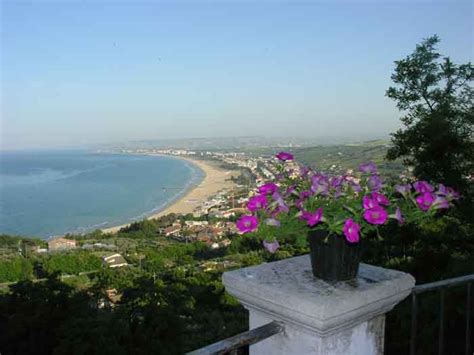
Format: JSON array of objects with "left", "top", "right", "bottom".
[{"left": 236, "top": 152, "right": 460, "bottom": 282}]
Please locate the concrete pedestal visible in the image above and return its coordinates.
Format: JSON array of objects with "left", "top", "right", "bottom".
[{"left": 223, "top": 255, "right": 415, "bottom": 355}]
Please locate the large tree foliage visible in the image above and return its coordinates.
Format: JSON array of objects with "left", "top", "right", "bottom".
[{"left": 386, "top": 35, "right": 473, "bottom": 191}]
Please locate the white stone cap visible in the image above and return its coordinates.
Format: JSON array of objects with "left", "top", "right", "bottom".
[{"left": 223, "top": 255, "right": 415, "bottom": 336}]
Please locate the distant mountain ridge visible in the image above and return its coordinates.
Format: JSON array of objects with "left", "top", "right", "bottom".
[{"left": 98, "top": 136, "right": 390, "bottom": 151}]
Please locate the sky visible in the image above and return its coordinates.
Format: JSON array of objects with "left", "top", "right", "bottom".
[{"left": 1, "top": 0, "right": 473, "bottom": 150}]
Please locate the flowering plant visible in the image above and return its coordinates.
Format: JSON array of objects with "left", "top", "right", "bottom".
[{"left": 236, "top": 152, "right": 460, "bottom": 253}]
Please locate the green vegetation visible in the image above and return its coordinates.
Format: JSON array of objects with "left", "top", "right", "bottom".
[
  {"left": 386, "top": 35, "right": 473, "bottom": 193},
  {"left": 41, "top": 252, "right": 102, "bottom": 276},
  {"left": 0, "top": 205, "right": 472, "bottom": 354},
  {"left": 0, "top": 257, "right": 34, "bottom": 282},
  {"left": 292, "top": 142, "right": 402, "bottom": 176}
]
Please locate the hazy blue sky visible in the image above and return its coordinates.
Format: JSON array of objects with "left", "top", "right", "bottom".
[{"left": 1, "top": 0, "right": 473, "bottom": 149}]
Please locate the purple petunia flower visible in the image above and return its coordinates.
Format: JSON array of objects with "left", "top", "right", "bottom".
[
  {"left": 258, "top": 182, "right": 278, "bottom": 195},
  {"left": 437, "top": 184, "right": 448, "bottom": 196},
  {"left": 300, "top": 166, "right": 311, "bottom": 177},
  {"left": 395, "top": 184, "right": 412, "bottom": 196},
  {"left": 359, "top": 162, "right": 378, "bottom": 174},
  {"left": 300, "top": 208, "right": 323, "bottom": 227},
  {"left": 271, "top": 205, "right": 289, "bottom": 217},
  {"left": 343, "top": 218, "right": 361, "bottom": 243},
  {"left": 263, "top": 240, "right": 280, "bottom": 253},
  {"left": 367, "top": 175, "right": 383, "bottom": 191},
  {"left": 330, "top": 176, "right": 344, "bottom": 188},
  {"left": 276, "top": 152, "right": 294, "bottom": 161},
  {"left": 284, "top": 184, "right": 296, "bottom": 197},
  {"left": 394, "top": 207, "right": 404, "bottom": 225},
  {"left": 247, "top": 194, "right": 268, "bottom": 212},
  {"left": 236, "top": 215, "right": 259, "bottom": 234},
  {"left": 272, "top": 191, "right": 290, "bottom": 212},
  {"left": 446, "top": 187, "right": 460, "bottom": 200},
  {"left": 413, "top": 181, "right": 434, "bottom": 194},
  {"left": 295, "top": 198, "right": 305, "bottom": 210},
  {"left": 432, "top": 196, "right": 449, "bottom": 210},
  {"left": 311, "top": 183, "right": 330, "bottom": 196},
  {"left": 311, "top": 175, "right": 330, "bottom": 196},
  {"left": 311, "top": 174, "right": 329, "bottom": 186},
  {"left": 371, "top": 192, "right": 390, "bottom": 206},
  {"left": 363, "top": 206, "right": 388, "bottom": 225},
  {"left": 299, "top": 190, "right": 313, "bottom": 199},
  {"left": 349, "top": 181, "right": 362, "bottom": 193},
  {"left": 362, "top": 195, "right": 379, "bottom": 210},
  {"left": 416, "top": 192, "right": 436, "bottom": 211}
]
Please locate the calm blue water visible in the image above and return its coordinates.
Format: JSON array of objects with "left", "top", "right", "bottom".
[{"left": 0, "top": 151, "right": 204, "bottom": 238}]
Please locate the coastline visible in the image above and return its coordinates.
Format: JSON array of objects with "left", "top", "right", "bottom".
[{"left": 101, "top": 155, "right": 238, "bottom": 234}]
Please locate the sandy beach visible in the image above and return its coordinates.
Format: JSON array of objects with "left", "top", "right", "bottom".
[{"left": 101, "top": 155, "right": 238, "bottom": 234}]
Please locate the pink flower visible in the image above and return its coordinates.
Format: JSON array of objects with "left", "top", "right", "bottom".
[
  {"left": 311, "top": 174, "right": 329, "bottom": 186},
  {"left": 284, "top": 184, "right": 296, "bottom": 197},
  {"left": 271, "top": 205, "right": 289, "bottom": 217},
  {"left": 247, "top": 194, "right": 268, "bottom": 212},
  {"left": 343, "top": 218, "right": 361, "bottom": 243},
  {"left": 299, "top": 190, "right": 313, "bottom": 199},
  {"left": 311, "top": 182, "right": 330, "bottom": 196},
  {"left": 446, "top": 187, "right": 460, "bottom": 200},
  {"left": 299, "top": 166, "right": 311, "bottom": 177},
  {"left": 394, "top": 207, "right": 404, "bottom": 225},
  {"left": 362, "top": 195, "right": 379, "bottom": 209},
  {"left": 311, "top": 175, "right": 330, "bottom": 196},
  {"left": 371, "top": 192, "right": 390, "bottom": 206},
  {"left": 432, "top": 196, "right": 449, "bottom": 210},
  {"left": 276, "top": 152, "right": 294, "bottom": 161},
  {"left": 367, "top": 175, "right": 383, "bottom": 191},
  {"left": 413, "top": 181, "right": 434, "bottom": 193},
  {"left": 272, "top": 191, "right": 289, "bottom": 213},
  {"left": 263, "top": 240, "right": 280, "bottom": 253},
  {"left": 258, "top": 183, "right": 278, "bottom": 195},
  {"left": 349, "top": 181, "right": 362, "bottom": 193},
  {"left": 395, "top": 184, "right": 412, "bottom": 196},
  {"left": 437, "top": 184, "right": 448, "bottom": 195},
  {"left": 359, "top": 162, "right": 378, "bottom": 174},
  {"left": 416, "top": 192, "right": 436, "bottom": 211},
  {"left": 330, "top": 176, "right": 344, "bottom": 187},
  {"left": 363, "top": 206, "right": 388, "bottom": 225},
  {"left": 236, "top": 215, "right": 259, "bottom": 233},
  {"left": 300, "top": 208, "right": 323, "bottom": 227}
]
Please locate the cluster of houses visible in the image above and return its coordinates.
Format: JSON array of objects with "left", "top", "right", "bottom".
[
  {"left": 162, "top": 220, "right": 237, "bottom": 249},
  {"left": 47, "top": 237, "right": 77, "bottom": 251}
]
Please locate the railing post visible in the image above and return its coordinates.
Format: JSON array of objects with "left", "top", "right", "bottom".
[
  {"left": 410, "top": 293, "right": 417, "bottom": 355},
  {"left": 223, "top": 255, "right": 415, "bottom": 355},
  {"left": 439, "top": 289, "right": 445, "bottom": 355},
  {"left": 411, "top": 274, "right": 474, "bottom": 355},
  {"left": 466, "top": 282, "right": 471, "bottom": 355}
]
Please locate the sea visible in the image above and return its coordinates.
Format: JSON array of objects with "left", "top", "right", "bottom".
[{"left": 0, "top": 150, "right": 204, "bottom": 238}]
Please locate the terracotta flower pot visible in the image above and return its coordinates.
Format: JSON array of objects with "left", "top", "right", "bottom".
[{"left": 307, "top": 229, "right": 362, "bottom": 282}]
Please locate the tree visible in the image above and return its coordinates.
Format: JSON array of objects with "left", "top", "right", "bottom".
[{"left": 386, "top": 35, "right": 473, "bottom": 191}]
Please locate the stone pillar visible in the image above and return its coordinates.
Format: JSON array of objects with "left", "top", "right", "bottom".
[{"left": 222, "top": 255, "right": 415, "bottom": 355}]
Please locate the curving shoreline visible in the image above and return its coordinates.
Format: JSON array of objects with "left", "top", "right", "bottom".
[{"left": 101, "top": 155, "right": 237, "bottom": 234}]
